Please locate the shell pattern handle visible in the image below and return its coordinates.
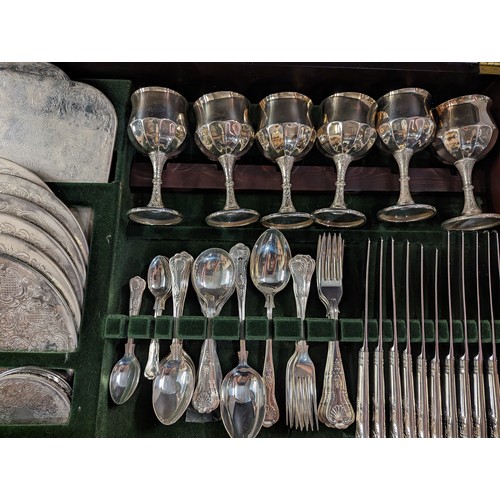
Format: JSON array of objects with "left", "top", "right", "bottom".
[
  {"left": 129, "top": 276, "right": 146, "bottom": 316},
  {"left": 289, "top": 254, "right": 315, "bottom": 324},
  {"left": 169, "top": 251, "right": 193, "bottom": 320},
  {"left": 230, "top": 243, "right": 250, "bottom": 324}
]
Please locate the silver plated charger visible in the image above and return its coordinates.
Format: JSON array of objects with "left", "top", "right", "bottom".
[
  {"left": 0, "top": 156, "right": 52, "bottom": 191},
  {"left": 0, "top": 367, "right": 72, "bottom": 422},
  {"left": 0, "top": 62, "right": 117, "bottom": 183},
  {"left": 0, "top": 255, "right": 78, "bottom": 352},
  {"left": 0, "top": 212, "right": 85, "bottom": 299},
  {"left": 0, "top": 233, "right": 81, "bottom": 326},
  {"left": 0, "top": 193, "right": 86, "bottom": 279},
  {"left": 0, "top": 173, "right": 89, "bottom": 263}
]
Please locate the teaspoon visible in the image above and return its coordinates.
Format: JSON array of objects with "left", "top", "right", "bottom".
[
  {"left": 109, "top": 276, "right": 146, "bottom": 404},
  {"left": 144, "top": 255, "right": 172, "bottom": 380},
  {"left": 153, "top": 251, "right": 196, "bottom": 425}
]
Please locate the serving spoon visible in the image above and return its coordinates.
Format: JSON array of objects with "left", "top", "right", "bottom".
[{"left": 220, "top": 243, "right": 265, "bottom": 438}]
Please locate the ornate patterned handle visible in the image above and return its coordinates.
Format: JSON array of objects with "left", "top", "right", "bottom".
[
  {"left": 416, "top": 355, "right": 430, "bottom": 438},
  {"left": 430, "top": 358, "right": 443, "bottom": 438},
  {"left": 487, "top": 358, "right": 500, "bottom": 438},
  {"left": 355, "top": 348, "right": 370, "bottom": 438},
  {"left": 262, "top": 338, "right": 279, "bottom": 427},
  {"left": 290, "top": 254, "right": 315, "bottom": 322},
  {"left": 443, "top": 355, "right": 458, "bottom": 438},
  {"left": 402, "top": 350, "right": 417, "bottom": 438},
  {"left": 129, "top": 276, "right": 146, "bottom": 316},
  {"left": 229, "top": 243, "right": 250, "bottom": 323},
  {"left": 372, "top": 348, "right": 386, "bottom": 438},
  {"left": 192, "top": 338, "right": 220, "bottom": 414},
  {"left": 472, "top": 356, "right": 487, "bottom": 438},
  {"left": 169, "top": 251, "right": 193, "bottom": 319},
  {"left": 458, "top": 355, "right": 473, "bottom": 438},
  {"left": 388, "top": 348, "right": 404, "bottom": 438}
]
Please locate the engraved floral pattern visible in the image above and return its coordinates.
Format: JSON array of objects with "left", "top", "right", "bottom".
[
  {"left": 0, "top": 260, "right": 77, "bottom": 352},
  {"left": 0, "top": 63, "right": 116, "bottom": 182}
]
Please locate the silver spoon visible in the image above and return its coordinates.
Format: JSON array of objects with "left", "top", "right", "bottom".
[
  {"left": 144, "top": 255, "right": 172, "bottom": 380},
  {"left": 220, "top": 243, "right": 265, "bottom": 438},
  {"left": 191, "top": 248, "right": 235, "bottom": 414},
  {"left": 153, "top": 251, "right": 195, "bottom": 425},
  {"left": 250, "top": 228, "right": 291, "bottom": 428},
  {"left": 109, "top": 276, "right": 146, "bottom": 404}
]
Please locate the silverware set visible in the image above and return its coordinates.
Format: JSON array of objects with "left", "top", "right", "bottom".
[
  {"left": 127, "top": 86, "right": 500, "bottom": 231},
  {"left": 356, "top": 231, "right": 500, "bottom": 438}
]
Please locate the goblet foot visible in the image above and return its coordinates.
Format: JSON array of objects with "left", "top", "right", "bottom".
[
  {"left": 441, "top": 213, "right": 500, "bottom": 231},
  {"left": 128, "top": 206, "right": 183, "bottom": 226},
  {"left": 377, "top": 203, "right": 436, "bottom": 223},
  {"left": 313, "top": 207, "right": 366, "bottom": 228},
  {"left": 205, "top": 208, "right": 260, "bottom": 228},
  {"left": 260, "top": 211, "right": 313, "bottom": 230}
]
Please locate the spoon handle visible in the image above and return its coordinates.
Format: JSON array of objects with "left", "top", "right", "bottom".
[
  {"left": 230, "top": 243, "right": 250, "bottom": 325},
  {"left": 170, "top": 251, "right": 193, "bottom": 321},
  {"left": 127, "top": 276, "right": 146, "bottom": 349},
  {"left": 144, "top": 306, "right": 162, "bottom": 380},
  {"left": 289, "top": 254, "right": 315, "bottom": 324}
]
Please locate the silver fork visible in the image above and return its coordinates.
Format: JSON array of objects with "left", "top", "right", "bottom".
[
  {"left": 317, "top": 233, "right": 354, "bottom": 429},
  {"left": 286, "top": 254, "right": 318, "bottom": 431}
]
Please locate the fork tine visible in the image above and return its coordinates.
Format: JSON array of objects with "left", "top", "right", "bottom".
[{"left": 327, "top": 233, "right": 332, "bottom": 281}]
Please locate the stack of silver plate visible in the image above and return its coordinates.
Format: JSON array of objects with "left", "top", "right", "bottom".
[
  {"left": 0, "top": 367, "right": 72, "bottom": 424},
  {"left": 0, "top": 157, "right": 88, "bottom": 352}
]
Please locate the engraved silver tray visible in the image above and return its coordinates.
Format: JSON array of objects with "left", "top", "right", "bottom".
[
  {"left": 0, "top": 255, "right": 77, "bottom": 352},
  {"left": 0, "top": 212, "right": 85, "bottom": 298},
  {"left": 0, "top": 173, "right": 89, "bottom": 263},
  {"left": 0, "top": 193, "right": 86, "bottom": 279},
  {"left": 0, "top": 233, "right": 81, "bottom": 326},
  {"left": 0, "top": 366, "right": 72, "bottom": 423},
  {"left": 0, "top": 62, "right": 117, "bottom": 183}
]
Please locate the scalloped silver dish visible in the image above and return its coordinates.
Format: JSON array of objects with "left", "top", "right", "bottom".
[
  {"left": 0, "top": 157, "right": 52, "bottom": 191},
  {"left": 0, "top": 233, "right": 81, "bottom": 326},
  {"left": 0, "top": 193, "right": 86, "bottom": 279},
  {"left": 0, "top": 62, "right": 117, "bottom": 183},
  {"left": 0, "top": 255, "right": 78, "bottom": 352},
  {"left": 0, "top": 173, "right": 89, "bottom": 263},
  {"left": 0, "top": 212, "right": 85, "bottom": 297},
  {"left": 0, "top": 366, "right": 72, "bottom": 423}
]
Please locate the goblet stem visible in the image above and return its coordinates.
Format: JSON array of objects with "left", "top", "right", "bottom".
[
  {"left": 147, "top": 151, "right": 167, "bottom": 209},
  {"left": 455, "top": 158, "right": 482, "bottom": 216},
  {"left": 330, "top": 154, "right": 352, "bottom": 209},
  {"left": 394, "top": 148, "right": 416, "bottom": 206},
  {"left": 218, "top": 154, "right": 240, "bottom": 211},
  {"left": 276, "top": 156, "right": 297, "bottom": 214}
]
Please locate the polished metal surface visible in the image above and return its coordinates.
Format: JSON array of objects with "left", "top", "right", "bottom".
[
  {"left": 433, "top": 94, "right": 500, "bottom": 231},
  {"left": 0, "top": 62, "right": 117, "bottom": 183},
  {"left": 0, "top": 157, "right": 52, "bottom": 190},
  {"left": 109, "top": 276, "right": 146, "bottom": 405},
  {"left": 194, "top": 91, "right": 259, "bottom": 227},
  {"left": 317, "top": 233, "right": 354, "bottom": 429},
  {"left": 0, "top": 254, "right": 77, "bottom": 352},
  {"left": 191, "top": 248, "right": 235, "bottom": 414},
  {"left": 144, "top": 255, "right": 171, "bottom": 380},
  {"left": 375, "top": 88, "right": 436, "bottom": 223},
  {"left": 220, "top": 243, "right": 265, "bottom": 438},
  {"left": 388, "top": 238, "right": 403, "bottom": 438},
  {"left": 416, "top": 245, "right": 430, "bottom": 438},
  {"left": 256, "top": 92, "right": 316, "bottom": 229},
  {"left": 372, "top": 238, "right": 386, "bottom": 438},
  {"left": 127, "top": 87, "right": 188, "bottom": 225},
  {"left": 355, "top": 239, "right": 371, "bottom": 438},
  {"left": 314, "top": 92, "right": 377, "bottom": 228},
  {"left": 250, "top": 229, "right": 291, "bottom": 427},
  {"left": 153, "top": 251, "right": 195, "bottom": 425},
  {"left": 287, "top": 254, "right": 318, "bottom": 431},
  {"left": 0, "top": 366, "right": 72, "bottom": 424},
  {"left": 0, "top": 173, "right": 89, "bottom": 263}
]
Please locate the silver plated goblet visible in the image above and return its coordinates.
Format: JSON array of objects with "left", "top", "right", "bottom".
[
  {"left": 314, "top": 92, "right": 377, "bottom": 228},
  {"left": 194, "top": 91, "right": 259, "bottom": 227},
  {"left": 127, "top": 87, "right": 188, "bottom": 225},
  {"left": 256, "top": 92, "right": 316, "bottom": 229},
  {"left": 376, "top": 88, "right": 437, "bottom": 223},
  {"left": 432, "top": 94, "right": 499, "bottom": 231}
]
